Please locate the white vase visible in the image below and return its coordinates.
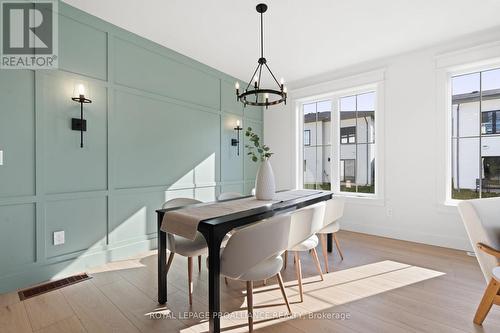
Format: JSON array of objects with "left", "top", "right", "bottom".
[{"left": 255, "top": 159, "right": 276, "bottom": 200}]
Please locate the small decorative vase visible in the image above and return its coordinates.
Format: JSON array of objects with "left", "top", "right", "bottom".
[{"left": 255, "top": 159, "right": 276, "bottom": 200}]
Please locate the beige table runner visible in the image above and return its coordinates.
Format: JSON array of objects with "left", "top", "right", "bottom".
[{"left": 161, "top": 190, "right": 321, "bottom": 240}]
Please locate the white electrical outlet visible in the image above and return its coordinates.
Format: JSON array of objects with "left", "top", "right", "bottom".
[
  {"left": 0, "top": 150, "right": 3, "bottom": 166},
  {"left": 386, "top": 207, "right": 393, "bottom": 217},
  {"left": 53, "top": 231, "right": 65, "bottom": 246}
]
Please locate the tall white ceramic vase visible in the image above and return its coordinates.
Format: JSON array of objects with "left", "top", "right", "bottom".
[{"left": 255, "top": 159, "right": 276, "bottom": 200}]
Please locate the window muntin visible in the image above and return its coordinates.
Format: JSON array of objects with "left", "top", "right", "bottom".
[{"left": 451, "top": 68, "right": 500, "bottom": 199}]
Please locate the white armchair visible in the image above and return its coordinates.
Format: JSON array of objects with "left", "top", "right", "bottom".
[
  {"left": 285, "top": 202, "right": 326, "bottom": 302},
  {"left": 220, "top": 214, "right": 293, "bottom": 331},
  {"left": 458, "top": 197, "right": 500, "bottom": 325},
  {"left": 162, "top": 198, "right": 207, "bottom": 305},
  {"left": 317, "top": 197, "right": 345, "bottom": 273}
]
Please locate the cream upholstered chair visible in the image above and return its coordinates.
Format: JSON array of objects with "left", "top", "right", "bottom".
[
  {"left": 220, "top": 214, "right": 293, "bottom": 332},
  {"left": 217, "top": 192, "right": 243, "bottom": 201},
  {"left": 285, "top": 202, "right": 326, "bottom": 302},
  {"left": 457, "top": 197, "right": 500, "bottom": 325},
  {"left": 162, "top": 198, "right": 207, "bottom": 305},
  {"left": 317, "top": 197, "right": 345, "bottom": 273}
]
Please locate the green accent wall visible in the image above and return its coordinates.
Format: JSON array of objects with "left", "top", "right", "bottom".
[{"left": 0, "top": 2, "right": 262, "bottom": 292}]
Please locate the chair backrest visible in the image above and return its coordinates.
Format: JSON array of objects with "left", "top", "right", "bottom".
[
  {"left": 288, "top": 202, "right": 326, "bottom": 249},
  {"left": 217, "top": 192, "right": 243, "bottom": 201},
  {"left": 458, "top": 197, "right": 500, "bottom": 282},
  {"left": 220, "top": 214, "right": 292, "bottom": 279},
  {"left": 162, "top": 197, "right": 201, "bottom": 210},
  {"left": 322, "top": 197, "right": 345, "bottom": 230}
]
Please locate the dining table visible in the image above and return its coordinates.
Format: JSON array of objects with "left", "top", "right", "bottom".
[{"left": 156, "top": 189, "right": 333, "bottom": 333}]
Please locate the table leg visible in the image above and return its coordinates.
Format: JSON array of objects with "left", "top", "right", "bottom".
[
  {"left": 157, "top": 214, "right": 167, "bottom": 304},
  {"left": 201, "top": 229, "right": 226, "bottom": 333},
  {"left": 327, "top": 233, "right": 333, "bottom": 253}
]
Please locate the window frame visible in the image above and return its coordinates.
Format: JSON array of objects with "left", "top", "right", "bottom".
[
  {"left": 438, "top": 58, "right": 500, "bottom": 206},
  {"left": 295, "top": 82, "right": 384, "bottom": 200}
]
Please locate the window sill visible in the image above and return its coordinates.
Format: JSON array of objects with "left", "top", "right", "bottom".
[
  {"left": 334, "top": 193, "right": 385, "bottom": 206},
  {"left": 444, "top": 199, "right": 460, "bottom": 207}
]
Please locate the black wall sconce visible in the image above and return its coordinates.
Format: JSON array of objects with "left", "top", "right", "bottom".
[
  {"left": 231, "top": 120, "right": 243, "bottom": 155},
  {"left": 71, "top": 84, "right": 92, "bottom": 148}
]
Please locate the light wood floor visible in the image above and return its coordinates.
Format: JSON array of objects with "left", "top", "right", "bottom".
[{"left": 2, "top": 230, "right": 500, "bottom": 333}]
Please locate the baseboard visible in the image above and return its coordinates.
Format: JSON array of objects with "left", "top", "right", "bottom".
[{"left": 341, "top": 221, "right": 472, "bottom": 251}]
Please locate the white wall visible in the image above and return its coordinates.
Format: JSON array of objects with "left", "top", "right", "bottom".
[{"left": 264, "top": 27, "right": 500, "bottom": 251}]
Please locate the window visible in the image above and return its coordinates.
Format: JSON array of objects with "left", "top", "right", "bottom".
[
  {"left": 339, "top": 92, "right": 376, "bottom": 194},
  {"left": 300, "top": 89, "right": 377, "bottom": 196},
  {"left": 302, "top": 100, "right": 331, "bottom": 190},
  {"left": 481, "top": 110, "right": 500, "bottom": 134},
  {"left": 304, "top": 130, "right": 311, "bottom": 146},
  {"left": 451, "top": 68, "right": 500, "bottom": 199},
  {"left": 340, "top": 126, "right": 356, "bottom": 144}
]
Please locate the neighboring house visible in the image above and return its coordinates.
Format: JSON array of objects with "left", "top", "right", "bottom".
[
  {"left": 303, "top": 110, "right": 375, "bottom": 189},
  {"left": 452, "top": 89, "right": 500, "bottom": 192}
]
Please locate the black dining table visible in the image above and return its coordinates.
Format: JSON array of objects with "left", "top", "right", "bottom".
[{"left": 156, "top": 190, "right": 333, "bottom": 333}]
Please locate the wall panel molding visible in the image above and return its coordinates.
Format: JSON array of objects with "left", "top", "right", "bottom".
[{"left": 0, "top": 1, "right": 263, "bottom": 293}]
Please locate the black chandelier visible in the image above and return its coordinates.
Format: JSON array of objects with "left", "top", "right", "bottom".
[{"left": 235, "top": 3, "right": 287, "bottom": 109}]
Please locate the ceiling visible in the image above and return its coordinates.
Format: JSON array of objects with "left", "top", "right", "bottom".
[{"left": 63, "top": 0, "right": 500, "bottom": 84}]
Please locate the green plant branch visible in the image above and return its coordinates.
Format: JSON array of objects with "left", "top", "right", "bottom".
[{"left": 245, "top": 127, "right": 273, "bottom": 162}]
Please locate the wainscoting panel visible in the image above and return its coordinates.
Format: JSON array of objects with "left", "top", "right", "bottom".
[
  {"left": 113, "top": 37, "right": 220, "bottom": 110},
  {"left": 110, "top": 191, "right": 164, "bottom": 244},
  {"left": 59, "top": 15, "right": 108, "bottom": 81},
  {"left": 113, "top": 91, "right": 220, "bottom": 190},
  {"left": 0, "top": 204, "right": 36, "bottom": 272},
  {"left": 41, "top": 72, "right": 108, "bottom": 194},
  {"left": 45, "top": 196, "right": 108, "bottom": 259},
  {"left": 0, "top": 71, "right": 35, "bottom": 198}
]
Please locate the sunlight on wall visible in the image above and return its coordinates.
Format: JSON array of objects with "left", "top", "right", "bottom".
[
  {"left": 50, "top": 153, "right": 217, "bottom": 281},
  {"left": 166, "top": 153, "right": 216, "bottom": 202}
]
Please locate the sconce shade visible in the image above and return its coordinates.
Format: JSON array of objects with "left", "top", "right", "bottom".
[{"left": 72, "top": 83, "right": 92, "bottom": 103}]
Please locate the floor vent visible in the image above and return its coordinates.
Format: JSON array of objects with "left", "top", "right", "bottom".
[{"left": 18, "top": 273, "right": 91, "bottom": 301}]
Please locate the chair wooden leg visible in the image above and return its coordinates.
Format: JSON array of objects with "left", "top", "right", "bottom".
[
  {"left": 166, "top": 252, "right": 175, "bottom": 274},
  {"left": 320, "top": 234, "right": 329, "bottom": 273},
  {"left": 276, "top": 273, "right": 292, "bottom": 315},
  {"left": 474, "top": 278, "right": 500, "bottom": 325},
  {"left": 283, "top": 251, "right": 288, "bottom": 270},
  {"left": 294, "top": 252, "right": 304, "bottom": 303},
  {"left": 224, "top": 277, "right": 229, "bottom": 285},
  {"left": 333, "top": 233, "right": 344, "bottom": 260},
  {"left": 246, "top": 281, "right": 254, "bottom": 332},
  {"left": 310, "top": 248, "right": 324, "bottom": 281},
  {"left": 188, "top": 257, "right": 193, "bottom": 305},
  {"left": 198, "top": 255, "right": 202, "bottom": 273},
  {"left": 263, "top": 279, "right": 267, "bottom": 285}
]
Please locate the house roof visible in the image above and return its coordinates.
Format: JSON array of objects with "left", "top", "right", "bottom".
[
  {"left": 304, "top": 111, "right": 375, "bottom": 123},
  {"left": 452, "top": 88, "right": 500, "bottom": 104}
]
